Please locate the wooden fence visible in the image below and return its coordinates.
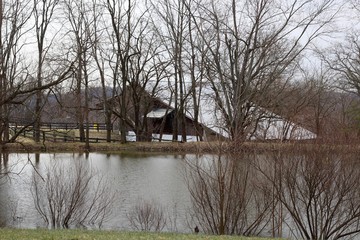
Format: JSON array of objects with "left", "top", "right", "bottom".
[
  {"left": 11, "top": 122, "right": 109, "bottom": 131},
  {"left": 9, "top": 122, "right": 119, "bottom": 143}
]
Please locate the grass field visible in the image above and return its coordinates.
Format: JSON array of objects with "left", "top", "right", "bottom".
[{"left": 0, "top": 229, "right": 277, "bottom": 240}]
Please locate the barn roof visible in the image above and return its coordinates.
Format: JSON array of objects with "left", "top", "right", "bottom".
[{"left": 146, "top": 108, "right": 174, "bottom": 118}]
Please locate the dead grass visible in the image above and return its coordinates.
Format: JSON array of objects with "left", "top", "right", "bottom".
[
  {"left": 2, "top": 140, "right": 217, "bottom": 153},
  {"left": 1, "top": 138, "right": 349, "bottom": 154},
  {"left": 0, "top": 228, "right": 278, "bottom": 240},
  {"left": 4, "top": 130, "right": 360, "bottom": 153}
]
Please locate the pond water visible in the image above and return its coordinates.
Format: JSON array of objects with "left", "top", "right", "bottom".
[
  {"left": 0, "top": 152, "right": 193, "bottom": 232},
  {"left": 4, "top": 150, "right": 356, "bottom": 239}
]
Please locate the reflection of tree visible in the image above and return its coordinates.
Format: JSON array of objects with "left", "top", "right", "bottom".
[
  {"left": 31, "top": 160, "right": 115, "bottom": 229},
  {"left": 0, "top": 185, "right": 7, "bottom": 227},
  {"left": 0, "top": 152, "right": 13, "bottom": 227},
  {"left": 127, "top": 198, "right": 167, "bottom": 232},
  {"left": 0, "top": 152, "right": 10, "bottom": 183}
]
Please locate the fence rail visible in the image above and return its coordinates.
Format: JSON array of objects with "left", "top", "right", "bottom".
[
  {"left": 10, "top": 122, "right": 110, "bottom": 131},
  {"left": 9, "top": 122, "right": 118, "bottom": 143}
]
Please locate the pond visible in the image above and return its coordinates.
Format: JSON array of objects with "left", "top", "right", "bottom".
[
  {"left": 0, "top": 152, "right": 193, "bottom": 232},
  {"left": 3, "top": 149, "right": 360, "bottom": 239}
]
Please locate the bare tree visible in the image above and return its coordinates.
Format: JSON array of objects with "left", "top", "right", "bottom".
[
  {"left": 253, "top": 67, "right": 337, "bottom": 142},
  {"left": 327, "top": 33, "right": 360, "bottom": 94},
  {"left": 0, "top": 0, "right": 33, "bottom": 142},
  {"left": 125, "top": 29, "right": 168, "bottom": 142},
  {"left": 186, "top": 0, "right": 339, "bottom": 142},
  {"left": 32, "top": 0, "right": 60, "bottom": 142},
  {"left": 104, "top": 0, "right": 138, "bottom": 144},
  {"left": 322, "top": 24, "right": 360, "bottom": 140},
  {"left": 0, "top": 0, "right": 76, "bottom": 144},
  {"left": 102, "top": 1, "right": 168, "bottom": 142},
  {"left": 185, "top": 152, "right": 272, "bottom": 235},
  {"left": 256, "top": 146, "right": 360, "bottom": 239},
  {"left": 150, "top": 0, "right": 190, "bottom": 142},
  {"left": 301, "top": 74, "right": 328, "bottom": 138},
  {"left": 31, "top": 160, "right": 115, "bottom": 229},
  {"left": 62, "top": 0, "right": 95, "bottom": 148},
  {"left": 185, "top": 0, "right": 206, "bottom": 141},
  {"left": 89, "top": 0, "right": 114, "bottom": 142}
]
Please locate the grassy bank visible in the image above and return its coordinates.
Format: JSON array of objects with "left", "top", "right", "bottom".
[
  {"left": 5, "top": 128, "right": 358, "bottom": 154},
  {"left": 0, "top": 229, "right": 277, "bottom": 240},
  {"left": 1, "top": 138, "right": 324, "bottom": 154},
  {"left": 2, "top": 140, "right": 211, "bottom": 153}
]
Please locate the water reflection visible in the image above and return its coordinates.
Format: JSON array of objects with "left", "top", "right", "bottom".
[
  {"left": 0, "top": 152, "right": 9, "bottom": 184},
  {"left": 0, "top": 152, "right": 191, "bottom": 231},
  {"left": 1, "top": 149, "right": 359, "bottom": 239},
  {"left": 0, "top": 152, "right": 9, "bottom": 227}
]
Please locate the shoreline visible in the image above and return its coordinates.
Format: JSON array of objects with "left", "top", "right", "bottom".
[
  {"left": 1, "top": 140, "right": 357, "bottom": 154},
  {"left": 1, "top": 141, "right": 231, "bottom": 153}
]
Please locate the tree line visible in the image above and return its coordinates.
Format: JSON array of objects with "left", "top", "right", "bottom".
[{"left": 0, "top": 0, "right": 359, "bottom": 145}]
